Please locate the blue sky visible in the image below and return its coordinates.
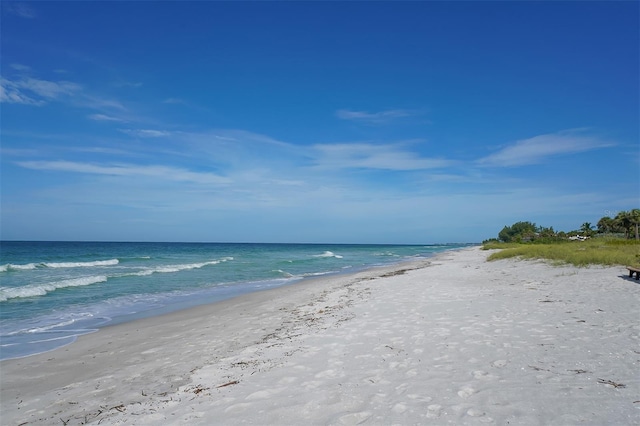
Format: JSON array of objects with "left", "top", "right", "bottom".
[{"left": 1, "top": 1, "right": 638, "bottom": 244}]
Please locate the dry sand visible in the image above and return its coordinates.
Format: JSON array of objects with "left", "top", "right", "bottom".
[{"left": 1, "top": 247, "right": 638, "bottom": 425}]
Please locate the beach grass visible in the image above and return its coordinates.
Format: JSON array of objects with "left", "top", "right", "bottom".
[{"left": 483, "top": 238, "right": 640, "bottom": 267}]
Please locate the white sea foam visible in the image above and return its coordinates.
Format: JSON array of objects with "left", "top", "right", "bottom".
[
  {"left": 376, "top": 251, "right": 400, "bottom": 257},
  {"left": 132, "top": 257, "right": 233, "bottom": 276},
  {"left": 0, "top": 276, "right": 108, "bottom": 301},
  {"left": 29, "top": 334, "right": 92, "bottom": 344},
  {"left": 1, "top": 259, "right": 120, "bottom": 272},
  {"left": 21, "top": 317, "right": 89, "bottom": 334},
  {"left": 273, "top": 269, "right": 294, "bottom": 278},
  {"left": 4, "top": 318, "right": 90, "bottom": 337},
  {"left": 1, "top": 263, "right": 39, "bottom": 272},
  {"left": 43, "top": 259, "right": 119, "bottom": 268},
  {"left": 302, "top": 271, "right": 333, "bottom": 277},
  {"left": 313, "top": 251, "right": 344, "bottom": 259}
]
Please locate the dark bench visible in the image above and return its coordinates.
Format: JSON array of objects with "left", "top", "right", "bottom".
[{"left": 626, "top": 266, "right": 640, "bottom": 280}]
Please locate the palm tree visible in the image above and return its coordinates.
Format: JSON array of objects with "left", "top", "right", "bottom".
[
  {"left": 580, "top": 222, "right": 594, "bottom": 236},
  {"left": 597, "top": 216, "right": 614, "bottom": 234},
  {"left": 614, "top": 211, "right": 632, "bottom": 239}
]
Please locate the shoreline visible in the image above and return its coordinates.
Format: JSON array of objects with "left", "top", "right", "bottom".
[
  {"left": 0, "top": 253, "right": 438, "bottom": 411},
  {"left": 0, "top": 245, "right": 450, "bottom": 362},
  {"left": 2, "top": 247, "right": 638, "bottom": 425}
]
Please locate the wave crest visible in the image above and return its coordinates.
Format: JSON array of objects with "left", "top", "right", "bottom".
[
  {"left": 272, "top": 269, "right": 294, "bottom": 278},
  {"left": 0, "top": 276, "right": 108, "bottom": 301},
  {"left": 131, "top": 257, "right": 233, "bottom": 277},
  {"left": 313, "top": 251, "right": 344, "bottom": 259},
  {"left": 1, "top": 263, "right": 39, "bottom": 272},
  {"left": 1, "top": 259, "right": 119, "bottom": 272},
  {"left": 43, "top": 259, "right": 120, "bottom": 268}
]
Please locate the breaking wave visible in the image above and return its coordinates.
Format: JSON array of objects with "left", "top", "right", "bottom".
[
  {"left": 0, "top": 263, "right": 39, "bottom": 272},
  {"left": 1, "top": 259, "right": 119, "bottom": 272},
  {"left": 0, "top": 276, "right": 108, "bottom": 301},
  {"left": 130, "top": 257, "right": 233, "bottom": 276},
  {"left": 43, "top": 259, "right": 120, "bottom": 268},
  {"left": 313, "top": 251, "right": 344, "bottom": 259},
  {"left": 272, "top": 269, "right": 294, "bottom": 278}
]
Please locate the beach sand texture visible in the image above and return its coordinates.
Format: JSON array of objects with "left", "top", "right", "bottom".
[{"left": 1, "top": 247, "right": 638, "bottom": 425}]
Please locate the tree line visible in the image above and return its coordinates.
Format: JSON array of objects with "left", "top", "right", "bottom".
[{"left": 489, "top": 209, "right": 640, "bottom": 243}]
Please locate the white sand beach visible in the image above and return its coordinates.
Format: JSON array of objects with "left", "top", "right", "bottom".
[{"left": 1, "top": 247, "right": 638, "bottom": 425}]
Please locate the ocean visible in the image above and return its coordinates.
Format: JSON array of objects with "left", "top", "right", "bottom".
[{"left": 0, "top": 241, "right": 471, "bottom": 360}]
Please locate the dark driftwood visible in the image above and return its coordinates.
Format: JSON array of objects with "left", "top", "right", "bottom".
[
  {"left": 216, "top": 380, "right": 239, "bottom": 388},
  {"left": 597, "top": 378, "right": 626, "bottom": 388}
]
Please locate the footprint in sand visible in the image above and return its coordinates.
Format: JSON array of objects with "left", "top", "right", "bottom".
[
  {"left": 338, "top": 411, "right": 372, "bottom": 425},
  {"left": 490, "top": 359, "right": 508, "bottom": 368},
  {"left": 224, "top": 402, "right": 252, "bottom": 414},
  {"left": 245, "top": 389, "right": 275, "bottom": 400},
  {"left": 467, "top": 408, "right": 485, "bottom": 417},
  {"left": 472, "top": 370, "right": 496, "bottom": 379},
  {"left": 407, "top": 393, "right": 432, "bottom": 402},
  {"left": 395, "top": 383, "right": 409, "bottom": 395},
  {"left": 467, "top": 408, "right": 494, "bottom": 423},
  {"left": 392, "top": 403, "right": 408, "bottom": 413},
  {"left": 405, "top": 369, "right": 418, "bottom": 377},
  {"left": 426, "top": 404, "right": 442, "bottom": 418},
  {"left": 457, "top": 386, "right": 476, "bottom": 398}
]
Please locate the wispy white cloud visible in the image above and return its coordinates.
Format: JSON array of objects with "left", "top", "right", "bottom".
[
  {"left": 336, "top": 109, "right": 417, "bottom": 124},
  {"left": 175, "top": 129, "right": 449, "bottom": 173},
  {"left": 6, "top": 122, "right": 630, "bottom": 243},
  {"left": 80, "top": 95, "right": 127, "bottom": 111},
  {"left": 477, "top": 129, "right": 614, "bottom": 167},
  {"left": 16, "top": 160, "right": 231, "bottom": 185},
  {"left": 0, "top": 77, "right": 81, "bottom": 105},
  {"left": 156, "top": 129, "right": 453, "bottom": 177},
  {"left": 18, "top": 77, "right": 80, "bottom": 99},
  {"left": 120, "top": 129, "right": 172, "bottom": 138},
  {"left": 1, "top": 69, "right": 129, "bottom": 118},
  {"left": 312, "top": 142, "right": 452, "bottom": 171},
  {"left": 88, "top": 113, "right": 126, "bottom": 122},
  {"left": 0, "top": 79, "right": 42, "bottom": 105}
]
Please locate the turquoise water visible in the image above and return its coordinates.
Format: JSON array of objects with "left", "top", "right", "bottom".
[{"left": 0, "top": 242, "right": 472, "bottom": 360}]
